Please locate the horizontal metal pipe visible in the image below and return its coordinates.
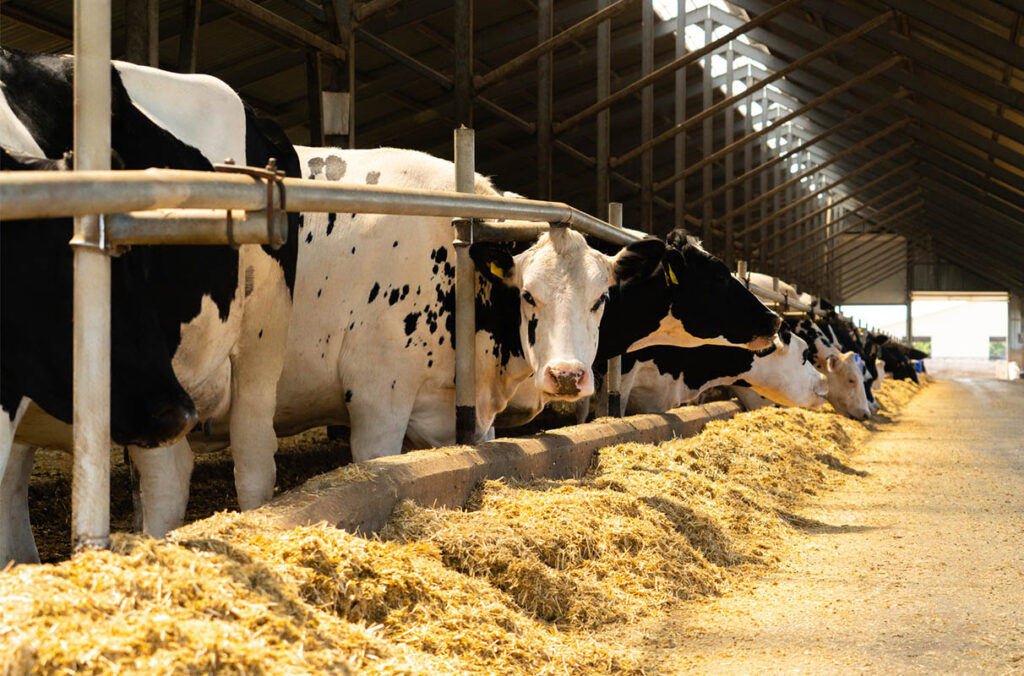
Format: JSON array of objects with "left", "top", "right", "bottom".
[
  {"left": 106, "top": 209, "right": 279, "bottom": 245},
  {"left": 0, "top": 168, "right": 640, "bottom": 245},
  {"left": 211, "top": 0, "right": 347, "bottom": 60}
]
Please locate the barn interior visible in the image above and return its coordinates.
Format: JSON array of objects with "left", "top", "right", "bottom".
[{"left": 2, "top": 0, "right": 1022, "bottom": 361}]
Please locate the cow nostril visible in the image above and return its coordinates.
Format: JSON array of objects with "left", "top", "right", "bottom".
[{"left": 154, "top": 403, "right": 198, "bottom": 438}]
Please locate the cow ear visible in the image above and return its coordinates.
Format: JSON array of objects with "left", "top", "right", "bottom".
[
  {"left": 611, "top": 237, "right": 665, "bottom": 283},
  {"left": 826, "top": 354, "right": 840, "bottom": 372},
  {"left": 871, "top": 333, "right": 889, "bottom": 345},
  {"left": 470, "top": 242, "right": 515, "bottom": 286}
]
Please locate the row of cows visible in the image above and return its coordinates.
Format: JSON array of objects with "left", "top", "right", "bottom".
[{"left": 0, "top": 48, "right": 924, "bottom": 565}]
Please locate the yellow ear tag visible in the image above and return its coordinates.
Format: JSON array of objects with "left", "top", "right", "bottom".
[
  {"left": 489, "top": 262, "right": 505, "bottom": 279},
  {"left": 666, "top": 266, "right": 679, "bottom": 286}
]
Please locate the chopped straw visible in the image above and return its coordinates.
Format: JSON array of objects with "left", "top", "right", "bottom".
[{"left": 1, "top": 378, "right": 923, "bottom": 674}]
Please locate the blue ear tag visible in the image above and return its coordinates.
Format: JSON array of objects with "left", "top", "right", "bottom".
[{"left": 853, "top": 352, "right": 863, "bottom": 366}]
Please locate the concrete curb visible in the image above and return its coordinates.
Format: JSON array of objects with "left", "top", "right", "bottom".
[{"left": 264, "top": 400, "right": 743, "bottom": 534}]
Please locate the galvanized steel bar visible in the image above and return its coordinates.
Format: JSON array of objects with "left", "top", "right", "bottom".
[
  {"left": 596, "top": 0, "right": 611, "bottom": 217},
  {"left": 212, "top": 0, "right": 348, "bottom": 60},
  {"left": 640, "top": 0, "right": 654, "bottom": 233},
  {"left": 453, "top": 127, "right": 476, "bottom": 445},
  {"left": 701, "top": 10, "right": 713, "bottom": 244},
  {"left": 70, "top": 0, "right": 112, "bottom": 555},
  {"left": 606, "top": 202, "right": 623, "bottom": 417},
  {"left": 454, "top": 0, "right": 472, "bottom": 126},
  {"left": 537, "top": 0, "right": 553, "bottom": 200},
  {"left": 673, "top": 0, "right": 686, "bottom": 232}
]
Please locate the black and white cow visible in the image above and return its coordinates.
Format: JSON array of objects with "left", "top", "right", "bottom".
[
  {"left": 495, "top": 229, "right": 783, "bottom": 427},
  {"left": 1, "top": 48, "right": 300, "bottom": 561},
  {"left": 788, "top": 317, "right": 872, "bottom": 420},
  {"left": 247, "top": 146, "right": 664, "bottom": 461},
  {"left": 605, "top": 326, "right": 827, "bottom": 416},
  {"left": 818, "top": 312, "right": 884, "bottom": 408}
]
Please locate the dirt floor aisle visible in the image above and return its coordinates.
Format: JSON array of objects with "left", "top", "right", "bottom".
[{"left": 642, "top": 378, "right": 1024, "bottom": 674}]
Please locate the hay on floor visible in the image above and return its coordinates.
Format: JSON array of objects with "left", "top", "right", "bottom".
[{"left": 1, "top": 379, "right": 922, "bottom": 674}]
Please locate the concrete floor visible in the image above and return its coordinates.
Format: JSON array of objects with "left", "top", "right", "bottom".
[{"left": 640, "top": 378, "right": 1024, "bottom": 674}]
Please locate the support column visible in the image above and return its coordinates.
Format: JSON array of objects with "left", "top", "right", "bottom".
[
  {"left": 673, "top": 0, "right": 686, "bottom": 233},
  {"left": 723, "top": 41, "right": 735, "bottom": 268},
  {"left": 640, "top": 0, "right": 654, "bottom": 233},
  {"left": 905, "top": 241, "right": 913, "bottom": 343},
  {"left": 1008, "top": 293, "right": 1023, "bottom": 372},
  {"left": 177, "top": 0, "right": 200, "bottom": 72},
  {"left": 453, "top": 127, "right": 477, "bottom": 444},
  {"left": 454, "top": 0, "right": 473, "bottom": 127},
  {"left": 596, "top": 0, "right": 611, "bottom": 217},
  {"left": 701, "top": 8, "right": 713, "bottom": 245},
  {"left": 607, "top": 202, "right": 623, "bottom": 416},
  {"left": 306, "top": 50, "right": 324, "bottom": 146},
  {"left": 125, "top": 0, "right": 159, "bottom": 66},
  {"left": 71, "top": 0, "right": 112, "bottom": 554},
  {"left": 537, "top": 0, "right": 553, "bottom": 200}
]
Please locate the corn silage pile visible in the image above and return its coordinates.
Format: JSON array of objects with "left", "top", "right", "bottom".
[{"left": 0, "top": 378, "right": 922, "bottom": 674}]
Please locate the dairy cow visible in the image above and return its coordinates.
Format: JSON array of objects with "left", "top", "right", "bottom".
[
  {"left": 788, "top": 318, "right": 872, "bottom": 420},
  {"left": 495, "top": 230, "right": 782, "bottom": 427},
  {"left": 608, "top": 326, "right": 827, "bottom": 415},
  {"left": 180, "top": 146, "right": 663, "bottom": 468},
  {"left": 0, "top": 49, "right": 300, "bottom": 561}
]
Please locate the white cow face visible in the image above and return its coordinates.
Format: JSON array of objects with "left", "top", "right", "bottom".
[
  {"left": 823, "top": 351, "right": 872, "bottom": 420},
  {"left": 472, "top": 228, "right": 615, "bottom": 400},
  {"left": 749, "top": 330, "right": 828, "bottom": 408}
]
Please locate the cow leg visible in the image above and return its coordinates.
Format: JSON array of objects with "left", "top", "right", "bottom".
[
  {"left": 228, "top": 250, "right": 291, "bottom": 511},
  {"left": 1, "top": 443, "right": 39, "bottom": 565},
  {"left": 348, "top": 395, "right": 416, "bottom": 463},
  {"left": 129, "top": 439, "right": 194, "bottom": 538}
]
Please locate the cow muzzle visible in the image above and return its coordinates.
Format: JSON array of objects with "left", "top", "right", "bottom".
[{"left": 541, "top": 361, "right": 590, "bottom": 398}]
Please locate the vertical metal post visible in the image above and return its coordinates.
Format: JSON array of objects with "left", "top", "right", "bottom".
[
  {"left": 596, "top": 0, "right": 611, "bottom": 217},
  {"left": 453, "top": 127, "right": 477, "bottom": 444},
  {"left": 125, "top": 0, "right": 158, "bottom": 66},
  {"left": 537, "top": 0, "right": 553, "bottom": 200},
  {"left": 177, "top": 0, "right": 200, "bottom": 72},
  {"left": 346, "top": 12, "right": 356, "bottom": 148},
  {"left": 723, "top": 41, "right": 735, "bottom": 268},
  {"left": 905, "top": 241, "right": 913, "bottom": 343},
  {"left": 606, "top": 201, "right": 623, "bottom": 417},
  {"left": 640, "top": 0, "right": 654, "bottom": 233},
  {"left": 306, "top": 50, "right": 324, "bottom": 146},
  {"left": 673, "top": 0, "right": 686, "bottom": 233},
  {"left": 742, "top": 66, "right": 753, "bottom": 261},
  {"left": 71, "top": 0, "right": 112, "bottom": 554},
  {"left": 701, "top": 9, "right": 713, "bottom": 244},
  {"left": 758, "top": 90, "right": 771, "bottom": 269},
  {"left": 454, "top": 0, "right": 473, "bottom": 126}
]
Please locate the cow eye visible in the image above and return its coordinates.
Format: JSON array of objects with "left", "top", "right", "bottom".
[
  {"left": 591, "top": 292, "right": 609, "bottom": 312},
  {"left": 522, "top": 290, "right": 536, "bottom": 306}
]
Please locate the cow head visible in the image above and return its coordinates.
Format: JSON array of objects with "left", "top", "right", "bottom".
[
  {"left": 472, "top": 227, "right": 630, "bottom": 400},
  {"left": 600, "top": 230, "right": 780, "bottom": 357},
  {"left": 823, "top": 351, "right": 872, "bottom": 420},
  {"left": 748, "top": 325, "right": 828, "bottom": 408}
]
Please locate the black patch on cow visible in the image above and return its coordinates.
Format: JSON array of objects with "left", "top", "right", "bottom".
[
  {"left": 392, "top": 240, "right": 398, "bottom": 248},
  {"left": 388, "top": 288, "right": 401, "bottom": 305},
  {"left": 326, "top": 212, "right": 337, "bottom": 235},
  {"left": 344, "top": 389, "right": 353, "bottom": 402},
  {"left": 351, "top": 246, "right": 356, "bottom": 254},
  {"left": 527, "top": 314, "right": 538, "bottom": 347},
  {"left": 366, "top": 170, "right": 380, "bottom": 184},
  {"left": 368, "top": 282, "right": 380, "bottom": 303},
  {"left": 317, "top": 289, "right": 322, "bottom": 298},
  {"left": 307, "top": 156, "right": 324, "bottom": 178},
  {"left": 404, "top": 312, "right": 420, "bottom": 335},
  {"left": 733, "top": 379, "right": 752, "bottom": 388},
  {"left": 401, "top": 284, "right": 410, "bottom": 300},
  {"left": 258, "top": 329, "right": 263, "bottom": 339},
  {"left": 623, "top": 345, "right": 756, "bottom": 393},
  {"left": 351, "top": 213, "right": 356, "bottom": 219},
  {"left": 324, "top": 154, "right": 346, "bottom": 180},
  {"left": 306, "top": 231, "right": 313, "bottom": 244}
]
